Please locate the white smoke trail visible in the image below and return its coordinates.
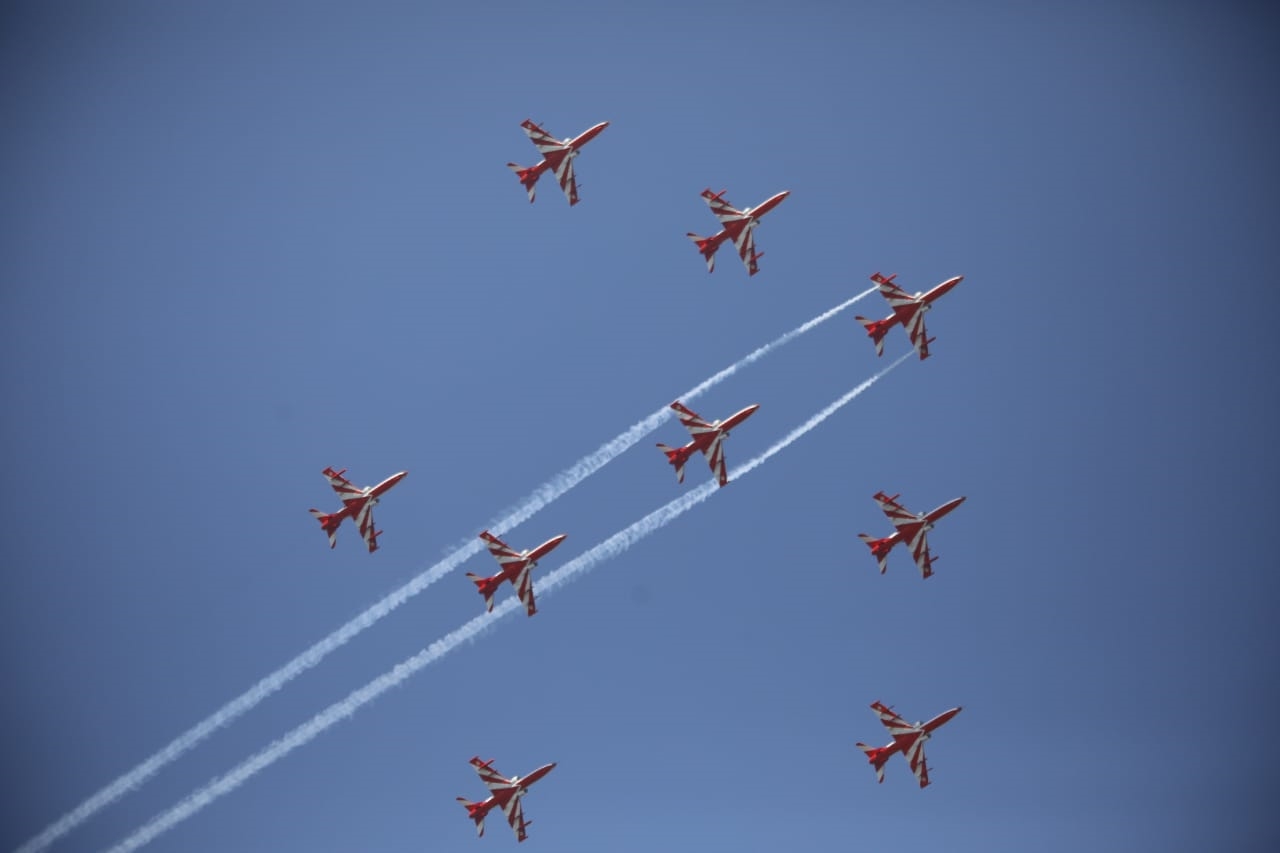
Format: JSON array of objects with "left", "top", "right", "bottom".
[
  {"left": 13, "top": 289, "right": 874, "bottom": 853},
  {"left": 103, "top": 352, "right": 910, "bottom": 853}
]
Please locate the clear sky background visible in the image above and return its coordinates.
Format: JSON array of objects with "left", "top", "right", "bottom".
[{"left": 2, "top": 2, "right": 1278, "bottom": 851}]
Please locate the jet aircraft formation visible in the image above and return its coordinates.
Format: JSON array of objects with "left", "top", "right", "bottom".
[{"left": 300, "top": 118, "right": 969, "bottom": 842}]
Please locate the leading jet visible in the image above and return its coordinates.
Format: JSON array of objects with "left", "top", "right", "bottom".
[
  {"left": 457, "top": 756, "right": 557, "bottom": 843},
  {"left": 686, "top": 187, "right": 790, "bottom": 276},
  {"left": 467, "top": 530, "right": 568, "bottom": 617},
  {"left": 657, "top": 400, "right": 760, "bottom": 487},
  {"left": 856, "top": 701, "right": 963, "bottom": 789},
  {"left": 858, "top": 490, "right": 966, "bottom": 579},
  {"left": 855, "top": 271, "right": 963, "bottom": 360},
  {"left": 507, "top": 119, "right": 609, "bottom": 206},
  {"left": 308, "top": 467, "right": 407, "bottom": 553}
]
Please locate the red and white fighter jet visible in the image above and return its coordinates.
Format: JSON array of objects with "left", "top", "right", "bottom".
[
  {"left": 855, "top": 271, "right": 963, "bottom": 360},
  {"left": 507, "top": 119, "right": 609, "bottom": 206},
  {"left": 467, "top": 530, "right": 568, "bottom": 617},
  {"left": 308, "top": 467, "right": 407, "bottom": 553},
  {"left": 657, "top": 400, "right": 760, "bottom": 487},
  {"left": 856, "top": 701, "right": 963, "bottom": 789},
  {"left": 457, "top": 755, "right": 557, "bottom": 843},
  {"left": 858, "top": 491, "right": 965, "bottom": 579},
  {"left": 686, "top": 187, "right": 790, "bottom": 276}
]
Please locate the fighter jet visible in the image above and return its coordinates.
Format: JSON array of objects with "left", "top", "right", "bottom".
[
  {"left": 467, "top": 530, "right": 567, "bottom": 617},
  {"left": 686, "top": 187, "right": 790, "bottom": 276},
  {"left": 856, "top": 701, "right": 963, "bottom": 788},
  {"left": 855, "top": 271, "right": 963, "bottom": 359},
  {"left": 858, "top": 491, "right": 966, "bottom": 578},
  {"left": 507, "top": 119, "right": 609, "bottom": 206},
  {"left": 457, "top": 756, "right": 556, "bottom": 842},
  {"left": 657, "top": 400, "right": 760, "bottom": 487},
  {"left": 308, "top": 467, "right": 407, "bottom": 553}
]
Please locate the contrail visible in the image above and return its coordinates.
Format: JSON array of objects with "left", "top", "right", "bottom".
[
  {"left": 103, "top": 352, "right": 910, "bottom": 853},
  {"left": 13, "top": 289, "right": 874, "bottom": 853}
]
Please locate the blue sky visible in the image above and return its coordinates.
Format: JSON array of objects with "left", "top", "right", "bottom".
[{"left": 2, "top": 2, "right": 1277, "bottom": 851}]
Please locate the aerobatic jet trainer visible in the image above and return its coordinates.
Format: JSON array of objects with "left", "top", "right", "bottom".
[
  {"left": 308, "top": 467, "right": 407, "bottom": 553},
  {"left": 467, "top": 530, "right": 568, "bottom": 617},
  {"left": 858, "top": 490, "right": 965, "bottom": 579},
  {"left": 856, "top": 701, "right": 962, "bottom": 789},
  {"left": 507, "top": 118, "right": 609, "bottom": 206},
  {"left": 657, "top": 400, "right": 760, "bottom": 487},
  {"left": 457, "top": 755, "right": 557, "bottom": 843},
  {"left": 855, "top": 271, "right": 963, "bottom": 360},
  {"left": 686, "top": 187, "right": 790, "bottom": 276}
]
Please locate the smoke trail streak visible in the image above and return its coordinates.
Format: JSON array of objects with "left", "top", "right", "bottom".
[
  {"left": 104, "top": 353, "right": 909, "bottom": 853},
  {"left": 13, "top": 289, "right": 874, "bottom": 853}
]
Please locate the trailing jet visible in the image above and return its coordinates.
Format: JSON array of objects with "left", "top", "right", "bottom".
[
  {"left": 858, "top": 491, "right": 965, "bottom": 579},
  {"left": 855, "top": 271, "right": 963, "bottom": 360},
  {"left": 457, "top": 755, "right": 557, "bottom": 843},
  {"left": 657, "top": 400, "right": 760, "bottom": 487},
  {"left": 308, "top": 467, "right": 407, "bottom": 553},
  {"left": 686, "top": 187, "right": 790, "bottom": 276},
  {"left": 507, "top": 119, "right": 609, "bottom": 206},
  {"left": 468, "top": 530, "right": 567, "bottom": 617},
  {"left": 856, "top": 701, "right": 962, "bottom": 789}
]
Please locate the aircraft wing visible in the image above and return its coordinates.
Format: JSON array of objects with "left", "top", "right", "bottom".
[
  {"left": 701, "top": 189, "right": 746, "bottom": 225},
  {"left": 323, "top": 467, "right": 364, "bottom": 503},
  {"left": 502, "top": 794, "right": 530, "bottom": 842},
  {"left": 900, "top": 736, "right": 931, "bottom": 788},
  {"left": 901, "top": 309, "right": 931, "bottom": 359},
  {"left": 670, "top": 401, "right": 714, "bottom": 435},
  {"left": 471, "top": 757, "right": 514, "bottom": 793},
  {"left": 353, "top": 502, "right": 381, "bottom": 553},
  {"left": 481, "top": 531, "right": 524, "bottom": 565},
  {"left": 871, "top": 702, "right": 932, "bottom": 787},
  {"left": 549, "top": 153, "right": 578, "bottom": 205},
  {"left": 872, "top": 492, "right": 914, "bottom": 526},
  {"left": 703, "top": 434, "right": 728, "bottom": 487},
  {"left": 514, "top": 562, "right": 537, "bottom": 616},
  {"left": 731, "top": 224, "right": 760, "bottom": 275},
  {"left": 520, "top": 120, "right": 567, "bottom": 157},
  {"left": 905, "top": 529, "right": 935, "bottom": 579}
]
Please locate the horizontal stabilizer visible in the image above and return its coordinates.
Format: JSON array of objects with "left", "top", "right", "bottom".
[
  {"left": 857, "top": 533, "right": 893, "bottom": 574},
  {"left": 656, "top": 443, "right": 689, "bottom": 483},
  {"left": 456, "top": 797, "right": 486, "bottom": 836},
  {"left": 686, "top": 233, "right": 718, "bottom": 272},
  {"left": 507, "top": 162, "right": 538, "bottom": 202},
  {"left": 467, "top": 572, "right": 501, "bottom": 612},
  {"left": 856, "top": 742, "right": 889, "bottom": 783},
  {"left": 308, "top": 509, "right": 341, "bottom": 548},
  {"left": 854, "top": 315, "right": 894, "bottom": 356}
]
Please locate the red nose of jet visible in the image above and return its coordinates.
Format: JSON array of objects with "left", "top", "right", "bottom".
[
  {"left": 935, "top": 275, "right": 963, "bottom": 297},
  {"left": 524, "top": 762, "right": 557, "bottom": 785},
  {"left": 579, "top": 121, "right": 609, "bottom": 144}
]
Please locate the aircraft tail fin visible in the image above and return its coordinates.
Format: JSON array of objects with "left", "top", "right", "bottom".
[
  {"left": 456, "top": 797, "right": 487, "bottom": 837},
  {"left": 854, "top": 315, "right": 894, "bottom": 357},
  {"left": 466, "top": 572, "right": 502, "bottom": 612},
  {"left": 855, "top": 742, "right": 889, "bottom": 783},
  {"left": 309, "top": 509, "right": 341, "bottom": 549},
  {"left": 656, "top": 443, "right": 690, "bottom": 483},
  {"left": 857, "top": 533, "right": 893, "bottom": 574},
  {"left": 507, "top": 162, "right": 539, "bottom": 203},
  {"left": 686, "top": 232, "right": 718, "bottom": 272}
]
